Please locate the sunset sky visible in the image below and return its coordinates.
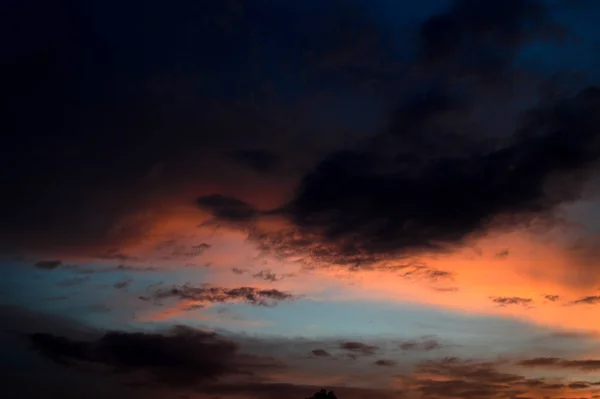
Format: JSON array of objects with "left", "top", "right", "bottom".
[{"left": 4, "top": 1, "right": 600, "bottom": 398}]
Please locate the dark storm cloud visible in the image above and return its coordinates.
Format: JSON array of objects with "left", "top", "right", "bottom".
[
  {"left": 33, "top": 260, "right": 62, "bottom": 270},
  {"left": 281, "top": 86, "right": 600, "bottom": 262},
  {"left": 2, "top": 0, "right": 395, "bottom": 255},
  {"left": 491, "top": 297, "right": 533, "bottom": 306},
  {"left": 517, "top": 357, "right": 600, "bottom": 370},
  {"left": 28, "top": 325, "right": 278, "bottom": 386},
  {"left": 151, "top": 284, "right": 297, "bottom": 307},
  {"left": 230, "top": 149, "right": 280, "bottom": 173},
  {"left": 185, "top": 0, "right": 600, "bottom": 269}
]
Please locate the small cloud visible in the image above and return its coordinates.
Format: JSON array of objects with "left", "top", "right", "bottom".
[
  {"left": 252, "top": 270, "right": 280, "bottom": 282},
  {"left": 374, "top": 359, "right": 396, "bottom": 367},
  {"left": 433, "top": 287, "right": 459, "bottom": 292},
  {"left": 568, "top": 382, "right": 589, "bottom": 389},
  {"left": 197, "top": 194, "right": 257, "bottom": 223},
  {"left": 96, "top": 249, "right": 138, "bottom": 261},
  {"left": 572, "top": 296, "right": 600, "bottom": 305},
  {"left": 116, "top": 265, "right": 158, "bottom": 272},
  {"left": 231, "top": 268, "right": 248, "bottom": 275},
  {"left": 340, "top": 341, "right": 378, "bottom": 355},
  {"left": 311, "top": 349, "right": 331, "bottom": 357},
  {"left": 151, "top": 284, "right": 298, "bottom": 308},
  {"left": 517, "top": 357, "right": 600, "bottom": 371},
  {"left": 490, "top": 296, "right": 533, "bottom": 307},
  {"left": 495, "top": 249, "right": 510, "bottom": 258},
  {"left": 399, "top": 339, "right": 441, "bottom": 351},
  {"left": 33, "top": 260, "right": 62, "bottom": 270},
  {"left": 114, "top": 279, "right": 133, "bottom": 290},
  {"left": 252, "top": 269, "right": 294, "bottom": 282},
  {"left": 544, "top": 294, "right": 560, "bottom": 302}
]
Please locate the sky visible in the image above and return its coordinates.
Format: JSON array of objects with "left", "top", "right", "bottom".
[{"left": 3, "top": 0, "right": 600, "bottom": 398}]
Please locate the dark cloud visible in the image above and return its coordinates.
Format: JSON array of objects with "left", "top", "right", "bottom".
[
  {"left": 231, "top": 268, "right": 248, "bottom": 275},
  {"left": 252, "top": 269, "right": 281, "bottom": 282},
  {"left": 491, "top": 296, "right": 533, "bottom": 306},
  {"left": 2, "top": 0, "right": 394, "bottom": 255},
  {"left": 311, "top": 349, "right": 331, "bottom": 357},
  {"left": 418, "top": 0, "right": 564, "bottom": 85},
  {"left": 398, "top": 357, "right": 580, "bottom": 399},
  {"left": 495, "top": 249, "right": 510, "bottom": 258},
  {"left": 113, "top": 278, "right": 132, "bottom": 290},
  {"left": 151, "top": 284, "right": 297, "bottom": 307},
  {"left": 399, "top": 339, "right": 441, "bottom": 351},
  {"left": 568, "top": 382, "right": 590, "bottom": 389},
  {"left": 544, "top": 294, "right": 560, "bottom": 302},
  {"left": 572, "top": 296, "right": 600, "bottom": 305},
  {"left": 33, "top": 260, "right": 62, "bottom": 270},
  {"left": 197, "top": 195, "right": 258, "bottom": 223},
  {"left": 374, "top": 359, "right": 396, "bottom": 367},
  {"left": 217, "top": 85, "right": 600, "bottom": 268},
  {"left": 28, "top": 325, "right": 278, "bottom": 386},
  {"left": 96, "top": 249, "right": 138, "bottom": 262},
  {"left": 339, "top": 341, "right": 378, "bottom": 355},
  {"left": 517, "top": 357, "right": 600, "bottom": 370},
  {"left": 252, "top": 269, "right": 294, "bottom": 282},
  {"left": 230, "top": 149, "right": 280, "bottom": 173}
]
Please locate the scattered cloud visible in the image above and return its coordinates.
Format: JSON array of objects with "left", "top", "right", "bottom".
[
  {"left": 231, "top": 268, "right": 248, "bottom": 275},
  {"left": 311, "top": 349, "right": 331, "bottom": 357},
  {"left": 572, "top": 296, "right": 600, "bottom": 305},
  {"left": 517, "top": 357, "right": 600, "bottom": 370},
  {"left": 495, "top": 249, "right": 510, "bottom": 258},
  {"left": 544, "top": 294, "right": 560, "bottom": 302},
  {"left": 339, "top": 341, "right": 378, "bottom": 355},
  {"left": 399, "top": 339, "right": 441, "bottom": 351},
  {"left": 374, "top": 359, "right": 396, "bottom": 367},
  {"left": 33, "top": 260, "right": 62, "bottom": 270},
  {"left": 151, "top": 284, "right": 298, "bottom": 308},
  {"left": 113, "top": 278, "right": 133, "bottom": 290},
  {"left": 490, "top": 297, "right": 533, "bottom": 306}
]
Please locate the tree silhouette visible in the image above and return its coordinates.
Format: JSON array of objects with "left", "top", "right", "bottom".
[{"left": 306, "top": 389, "right": 338, "bottom": 399}]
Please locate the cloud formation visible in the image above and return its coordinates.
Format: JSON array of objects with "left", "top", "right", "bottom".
[
  {"left": 33, "top": 260, "right": 62, "bottom": 270},
  {"left": 517, "top": 357, "right": 600, "bottom": 370},
  {"left": 151, "top": 284, "right": 297, "bottom": 308},
  {"left": 490, "top": 297, "right": 533, "bottom": 306},
  {"left": 399, "top": 339, "right": 441, "bottom": 351},
  {"left": 572, "top": 295, "right": 600, "bottom": 305},
  {"left": 339, "top": 341, "right": 379, "bottom": 355},
  {"left": 28, "top": 325, "right": 277, "bottom": 386}
]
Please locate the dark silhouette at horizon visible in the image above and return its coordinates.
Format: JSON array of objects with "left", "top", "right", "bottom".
[{"left": 306, "top": 389, "right": 338, "bottom": 399}]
